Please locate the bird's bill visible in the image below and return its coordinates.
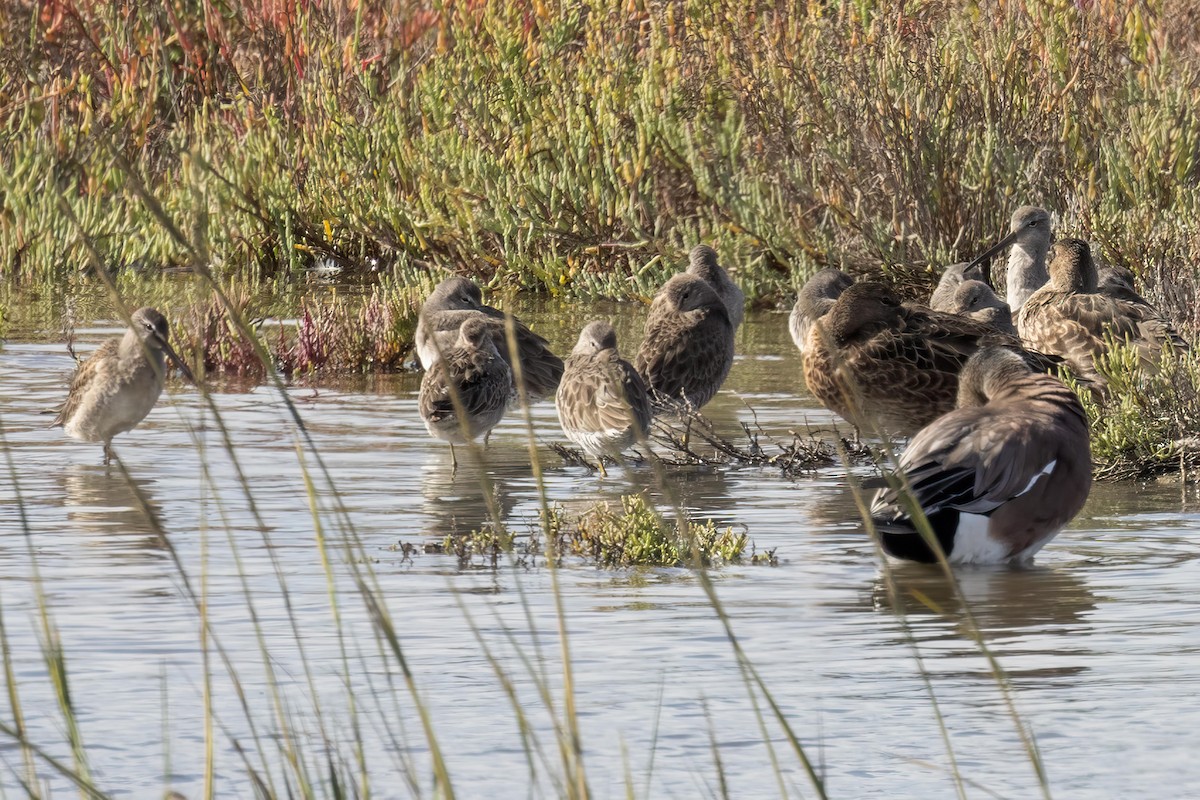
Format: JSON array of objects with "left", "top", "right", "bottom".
[
  {"left": 162, "top": 341, "right": 197, "bottom": 383},
  {"left": 964, "top": 228, "right": 1020, "bottom": 289}
]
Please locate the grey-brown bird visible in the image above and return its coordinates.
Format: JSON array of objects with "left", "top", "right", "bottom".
[
  {"left": 1017, "top": 237, "right": 1187, "bottom": 384},
  {"left": 555, "top": 320, "right": 653, "bottom": 476},
  {"left": 686, "top": 245, "right": 745, "bottom": 329},
  {"left": 418, "top": 317, "right": 513, "bottom": 469},
  {"left": 54, "top": 307, "right": 195, "bottom": 464},
  {"left": 947, "top": 280, "right": 1018, "bottom": 337},
  {"left": 788, "top": 268, "right": 855, "bottom": 356},
  {"left": 869, "top": 346, "right": 1091, "bottom": 564},
  {"left": 635, "top": 273, "right": 735, "bottom": 411},
  {"left": 416, "top": 277, "right": 563, "bottom": 401},
  {"left": 964, "top": 206, "right": 1055, "bottom": 312},
  {"left": 803, "top": 282, "right": 1058, "bottom": 436},
  {"left": 928, "top": 262, "right": 986, "bottom": 312}
]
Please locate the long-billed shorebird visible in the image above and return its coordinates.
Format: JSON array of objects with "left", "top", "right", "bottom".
[
  {"left": 964, "top": 205, "right": 1054, "bottom": 312},
  {"left": 928, "top": 262, "right": 986, "bottom": 312},
  {"left": 1018, "top": 238, "right": 1187, "bottom": 384},
  {"left": 869, "top": 346, "right": 1091, "bottom": 564},
  {"left": 635, "top": 273, "right": 735, "bottom": 412},
  {"left": 418, "top": 317, "right": 513, "bottom": 470},
  {"left": 803, "top": 282, "right": 1059, "bottom": 436},
  {"left": 946, "top": 280, "right": 1018, "bottom": 336},
  {"left": 416, "top": 276, "right": 563, "bottom": 401},
  {"left": 788, "top": 268, "right": 854, "bottom": 356},
  {"left": 556, "top": 321, "right": 653, "bottom": 476},
  {"left": 686, "top": 245, "right": 744, "bottom": 329},
  {"left": 54, "top": 307, "right": 195, "bottom": 464}
]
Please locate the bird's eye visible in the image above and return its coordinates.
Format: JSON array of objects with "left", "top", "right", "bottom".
[{"left": 1028, "top": 218, "right": 1039, "bottom": 228}]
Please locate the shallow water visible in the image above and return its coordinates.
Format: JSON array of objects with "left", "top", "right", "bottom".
[{"left": 2, "top": 300, "right": 1200, "bottom": 798}]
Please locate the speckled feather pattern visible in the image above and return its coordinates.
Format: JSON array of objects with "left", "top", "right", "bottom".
[
  {"left": 56, "top": 336, "right": 167, "bottom": 444},
  {"left": 418, "top": 334, "right": 513, "bottom": 444},
  {"left": 556, "top": 347, "right": 653, "bottom": 459}
]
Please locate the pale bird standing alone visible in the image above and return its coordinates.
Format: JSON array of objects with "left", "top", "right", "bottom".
[
  {"left": 416, "top": 276, "right": 563, "bottom": 401},
  {"left": 555, "top": 321, "right": 653, "bottom": 476},
  {"left": 870, "top": 346, "right": 1091, "bottom": 564},
  {"left": 54, "top": 307, "right": 195, "bottom": 464},
  {"left": 418, "top": 317, "right": 513, "bottom": 470}
]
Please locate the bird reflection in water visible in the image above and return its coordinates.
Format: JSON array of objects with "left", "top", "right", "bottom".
[{"left": 59, "top": 463, "right": 169, "bottom": 557}]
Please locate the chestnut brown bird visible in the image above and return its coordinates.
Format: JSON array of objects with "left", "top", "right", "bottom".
[
  {"left": 555, "top": 320, "right": 653, "bottom": 476},
  {"left": 416, "top": 276, "right": 563, "bottom": 401},
  {"left": 869, "top": 346, "right": 1091, "bottom": 564},
  {"left": 803, "top": 282, "right": 1059, "bottom": 436}
]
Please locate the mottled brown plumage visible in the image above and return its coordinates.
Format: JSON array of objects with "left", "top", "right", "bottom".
[
  {"left": 686, "top": 245, "right": 745, "bottom": 329},
  {"left": 416, "top": 277, "right": 563, "bottom": 401},
  {"left": 947, "top": 280, "right": 1018, "bottom": 336},
  {"left": 928, "top": 262, "right": 986, "bottom": 312},
  {"left": 870, "top": 347, "right": 1091, "bottom": 564},
  {"left": 803, "top": 282, "right": 1058, "bottom": 436},
  {"left": 54, "top": 307, "right": 194, "bottom": 463},
  {"left": 788, "top": 268, "right": 854, "bottom": 356},
  {"left": 1017, "top": 238, "right": 1187, "bottom": 385},
  {"left": 635, "top": 273, "right": 734, "bottom": 411},
  {"left": 418, "top": 318, "right": 513, "bottom": 466},
  {"left": 556, "top": 321, "right": 653, "bottom": 474}
]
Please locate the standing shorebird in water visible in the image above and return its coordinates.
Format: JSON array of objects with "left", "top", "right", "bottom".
[
  {"left": 686, "top": 245, "right": 745, "bottom": 330},
  {"left": 635, "top": 273, "right": 735, "bottom": 413},
  {"left": 416, "top": 276, "right": 563, "bottom": 402},
  {"left": 788, "top": 268, "right": 854, "bottom": 357},
  {"left": 556, "top": 321, "right": 653, "bottom": 476},
  {"left": 54, "top": 307, "right": 195, "bottom": 464},
  {"left": 418, "top": 317, "right": 513, "bottom": 471},
  {"left": 1017, "top": 238, "right": 1187, "bottom": 385},
  {"left": 869, "top": 347, "right": 1091, "bottom": 565}
]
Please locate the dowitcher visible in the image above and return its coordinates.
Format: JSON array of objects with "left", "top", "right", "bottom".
[
  {"left": 686, "top": 245, "right": 745, "bottom": 329},
  {"left": 556, "top": 320, "right": 653, "bottom": 476},
  {"left": 416, "top": 277, "right": 563, "bottom": 401},
  {"left": 634, "top": 273, "right": 735, "bottom": 412},
  {"left": 869, "top": 346, "right": 1091, "bottom": 564},
  {"left": 946, "top": 280, "right": 1018, "bottom": 336},
  {"left": 803, "top": 282, "right": 1058, "bottom": 436},
  {"left": 928, "top": 262, "right": 986, "bottom": 312},
  {"left": 54, "top": 307, "right": 194, "bottom": 464},
  {"left": 788, "top": 268, "right": 854, "bottom": 356},
  {"left": 1018, "top": 237, "right": 1187, "bottom": 384},
  {"left": 418, "top": 317, "right": 513, "bottom": 469},
  {"left": 964, "top": 205, "right": 1054, "bottom": 312}
]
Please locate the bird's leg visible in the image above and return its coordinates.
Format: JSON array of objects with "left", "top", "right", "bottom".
[
  {"left": 103, "top": 441, "right": 114, "bottom": 466},
  {"left": 449, "top": 443, "right": 458, "bottom": 475},
  {"left": 596, "top": 458, "right": 607, "bottom": 478}
]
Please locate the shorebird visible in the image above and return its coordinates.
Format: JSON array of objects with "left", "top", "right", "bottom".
[
  {"left": 686, "top": 245, "right": 745, "bottom": 329},
  {"left": 634, "top": 273, "right": 735, "bottom": 412},
  {"left": 869, "top": 346, "right": 1091, "bottom": 564},
  {"left": 416, "top": 277, "right": 563, "bottom": 401},
  {"left": 964, "top": 205, "right": 1054, "bottom": 312},
  {"left": 788, "top": 268, "right": 854, "bottom": 356},
  {"left": 54, "top": 307, "right": 195, "bottom": 464},
  {"left": 1018, "top": 238, "right": 1187, "bottom": 384},
  {"left": 946, "top": 280, "right": 1018, "bottom": 336},
  {"left": 803, "top": 282, "right": 1059, "bottom": 436},
  {"left": 418, "top": 317, "right": 513, "bottom": 470},
  {"left": 928, "top": 262, "right": 986, "bottom": 312},
  {"left": 555, "top": 320, "right": 653, "bottom": 476}
]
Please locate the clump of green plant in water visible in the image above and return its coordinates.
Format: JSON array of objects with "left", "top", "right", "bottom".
[
  {"left": 442, "top": 495, "right": 772, "bottom": 569},
  {"left": 1071, "top": 339, "right": 1200, "bottom": 480}
]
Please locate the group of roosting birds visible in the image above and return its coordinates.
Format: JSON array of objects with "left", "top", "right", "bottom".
[{"left": 53, "top": 206, "right": 1188, "bottom": 568}]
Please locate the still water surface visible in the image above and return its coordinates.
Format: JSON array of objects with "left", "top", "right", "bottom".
[{"left": 1, "top": 300, "right": 1199, "bottom": 798}]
